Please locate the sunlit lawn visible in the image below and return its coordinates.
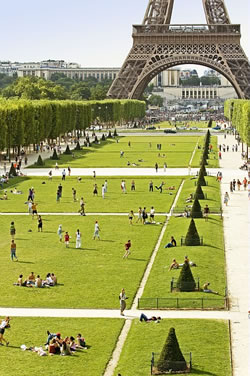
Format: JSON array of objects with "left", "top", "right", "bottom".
[
  {"left": 0, "top": 215, "right": 163, "bottom": 309},
  {"left": 154, "top": 120, "right": 216, "bottom": 129},
  {"left": 0, "top": 176, "right": 182, "bottom": 213},
  {"left": 191, "top": 136, "right": 219, "bottom": 168},
  {"left": 0, "top": 317, "right": 123, "bottom": 376},
  {"left": 115, "top": 319, "right": 231, "bottom": 376}
]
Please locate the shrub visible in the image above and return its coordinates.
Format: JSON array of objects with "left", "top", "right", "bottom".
[
  {"left": 36, "top": 155, "right": 44, "bottom": 166},
  {"left": 197, "top": 169, "right": 206, "bottom": 186},
  {"left": 101, "top": 134, "right": 106, "bottom": 141},
  {"left": 200, "top": 163, "right": 207, "bottom": 176},
  {"left": 107, "top": 130, "right": 112, "bottom": 138},
  {"left": 191, "top": 196, "right": 203, "bottom": 218},
  {"left": 177, "top": 261, "right": 196, "bottom": 292},
  {"left": 194, "top": 183, "right": 205, "bottom": 200},
  {"left": 157, "top": 328, "right": 186, "bottom": 372},
  {"left": 64, "top": 145, "right": 72, "bottom": 155},
  {"left": 50, "top": 149, "right": 59, "bottom": 160},
  {"left": 9, "top": 163, "right": 17, "bottom": 177},
  {"left": 75, "top": 142, "right": 81, "bottom": 151},
  {"left": 208, "top": 119, "right": 213, "bottom": 128},
  {"left": 113, "top": 128, "right": 118, "bottom": 137},
  {"left": 185, "top": 218, "right": 201, "bottom": 246}
]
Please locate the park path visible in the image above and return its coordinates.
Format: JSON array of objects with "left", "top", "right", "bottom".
[{"left": 217, "top": 134, "right": 249, "bottom": 376}]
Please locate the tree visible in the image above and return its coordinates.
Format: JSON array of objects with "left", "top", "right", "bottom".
[
  {"left": 64, "top": 145, "right": 72, "bottom": 155},
  {"left": 177, "top": 261, "right": 196, "bottom": 292},
  {"left": 185, "top": 218, "right": 201, "bottom": 246},
  {"left": 208, "top": 119, "right": 213, "bottom": 128},
  {"left": 191, "top": 197, "right": 203, "bottom": 218},
  {"left": 35, "top": 155, "right": 44, "bottom": 166},
  {"left": 200, "top": 76, "right": 221, "bottom": 86},
  {"left": 197, "top": 169, "right": 207, "bottom": 186},
  {"left": 157, "top": 328, "right": 186, "bottom": 372},
  {"left": 75, "top": 141, "right": 81, "bottom": 150},
  {"left": 9, "top": 162, "right": 17, "bottom": 176},
  {"left": 50, "top": 149, "right": 59, "bottom": 160},
  {"left": 194, "top": 183, "right": 205, "bottom": 200},
  {"left": 148, "top": 94, "right": 164, "bottom": 107},
  {"left": 200, "top": 163, "right": 207, "bottom": 177}
]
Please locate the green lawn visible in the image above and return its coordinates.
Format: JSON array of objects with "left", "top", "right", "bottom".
[
  {"left": 0, "top": 215, "right": 163, "bottom": 309},
  {"left": 29, "top": 136, "right": 202, "bottom": 168},
  {"left": 176, "top": 176, "right": 221, "bottom": 210},
  {"left": 115, "top": 319, "right": 231, "bottom": 376},
  {"left": 0, "top": 176, "right": 182, "bottom": 213},
  {"left": 154, "top": 121, "right": 215, "bottom": 129},
  {"left": 0, "top": 317, "right": 123, "bottom": 376},
  {"left": 191, "top": 136, "right": 219, "bottom": 168},
  {"left": 141, "top": 216, "right": 226, "bottom": 309}
]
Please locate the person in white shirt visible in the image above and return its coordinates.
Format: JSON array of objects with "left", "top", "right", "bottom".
[
  {"left": 76, "top": 229, "right": 82, "bottom": 248},
  {"left": 102, "top": 185, "right": 105, "bottom": 199},
  {"left": 104, "top": 180, "right": 108, "bottom": 193},
  {"left": 0, "top": 317, "right": 10, "bottom": 346},
  {"left": 28, "top": 201, "right": 32, "bottom": 215},
  {"left": 121, "top": 180, "right": 126, "bottom": 194},
  {"left": 150, "top": 207, "right": 155, "bottom": 223},
  {"left": 93, "top": 221, "right": 100, "bottom": 240}
]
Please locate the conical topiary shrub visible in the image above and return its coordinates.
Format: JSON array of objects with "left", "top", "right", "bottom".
[
  {"left": 113, "top": 128, "right": 118, "bottom": 137},
  {"left": 64, "top": 145, "right": 72, "bottom": 155},
  {"left": 75, "top": 142, "right": 81, "bottom": 151},
  {"left": 107, "top": 130, "right": 112, "bottom": 138},
  {"left": 36, "top": 155, "right": 44, "bottom": 166},
  {"left": 185, "top": 218, "right": 201, "bottom": 246},
  {"left": 200, "top": 163, "right": 207, "bottom": 176},
  {"left": 208, "top": 119, "right": 213, "bottom": 128},
  {"left": 191, "top": 196, "right": 203, "bottom": 218},
  {"left": 157, "top": 328, "right": 186, "bottom": 372},
  {"left": 177, "top": 261, "right": 196, "bottom": 292},
  {"left": 94, "top": 135, "right": 99, "bottom": 144},
  {"left": 101, "top": 134, "right": 106, "bottom": 141},
  {"left": 9, "top": 163, "right": 17, "bottom": 177},
  {"left": 197, "top": 169, "right": 206, "bottom": 186},
  {"left": 50, "top": 149, "right": 59, "bottom": 160},
  {"left": 194, "top": 184, "right": 205, "bottom": 200}
]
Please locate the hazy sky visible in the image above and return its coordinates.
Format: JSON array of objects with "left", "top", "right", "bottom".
[{"left": 1, "top": 0, "right": 249, "bottom": 74}]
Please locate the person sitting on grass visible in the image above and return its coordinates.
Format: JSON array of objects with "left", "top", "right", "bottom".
[
  {"left": 169, "top": 259, "right": 180, "bottom": 270},
  {"left": 48, "top": 337, "right": 60, "bottom": 355},
  {"left": 60, "top": 339, "right": 72, "bottom": 356},
  {"left": 13, "top": 274, "right": 26, "bottom": 286},
  {"left": 76, "top": 334, "right": 87, "bottom": 349},
  {"left": 164, "top": 236, "right": 177, "bottom": 248},
  {"left": 51, "top": 273, "right": 57, "bottom": 285},
  {"left": 203, "top": 282, "right": 219, "bottom": 295},
  {"left": 35, "top": 275, "right": 43, "bottom": 288},
  {"left": 26, "top": 272, "right": 36, "bottom": 286},
  {"left": 186, "top": 193, "right": 193, "bottom": 203}
]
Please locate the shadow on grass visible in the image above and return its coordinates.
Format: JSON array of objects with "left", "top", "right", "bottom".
[
  {"left": 191, "top": 368, "right": 218, "bottom": 375},
  {"left": 127, "top": 258, "right": 147, "bottom": 262},
  {"left": 17, "top": 261, "right": 34, "bottom": 264}
]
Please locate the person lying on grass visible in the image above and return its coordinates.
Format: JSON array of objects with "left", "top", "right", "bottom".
[{"left": 139, "top": 313, "right": 162, "bottom": 323}]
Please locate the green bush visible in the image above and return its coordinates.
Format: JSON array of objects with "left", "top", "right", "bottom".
[
  {"left": 200, "top": 163, "right": 207, "bottom": 176},
  {"left": 64, "top": 145, "right": 72, "bottom": 155},
  {"left": 75, "top": 142, "right": 81, "bottom": 151},
  {"left": 94, "top": 135, "right": 99, "bottom": 144},
  {"left": 101, "top": 134, "right": 106, "bottom": 141},
  {"left": 177, "top": 261, "right": 196, "bottom": 292},
  {"left": 107, "top": 130, "right": 112, "bottom": 138},
  {"left": 185, "top": 218, "right": 201, "bottom": 246},
  {"left": 208, "top": 119, "right": 213, "bottom": 128},
  {"left": 157, "top": 328, "right": 186, "bottom": 372},
  {"left": 191, "top": 197, "right": 203, "bottom": 218},
  {"left": 36, "top": 155, "right": 44, "bottom": 166},
  {"left": 113, "top": 128, "right": 118, "bottom": 137},
  {"left": 194, "top": 184, "right": 205, "bottom": 200},
  {"left": 197, "top": 169, "right": 206, "bottom": 186},
  {"left": 9, "top": 163, "right": 17, "bottom": 177},
  {"left": 50, "top": 149, "right": 59, "bottom": 160}
]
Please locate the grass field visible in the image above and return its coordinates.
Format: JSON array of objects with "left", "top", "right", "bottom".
[
  {"left": 176, "top": 176, "right": 221, "bottom": 210},
  {"left": 141, "top": 216, "right": 226, "bottom": 309},
  {"left": 154, "top": 121, "right": 216, "bottom": 129},
  {"left": 115, "top": 319, "right": 231, "bottom": 376},
  {"left": 0, "top": 317, "right": 123, "bottom": 376},
  {"left": 0, "top": 176, "right": 182, "bottom": 213},
  {"left": 29, "top": 136, "right": 202, "bottom": 168},
  {"left": 0, "top": 215, "right": 163, "bottom": 308}
]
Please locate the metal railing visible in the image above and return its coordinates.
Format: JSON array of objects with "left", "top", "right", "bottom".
[
  {"left": 151, "top": 352, "right": 192, "bottom": 375},
  {"left": 138, "top": 296, "right": 228, "bottom": 310},
  {"left": 133, "top": 24, "right": 241, "bottom": 35}
]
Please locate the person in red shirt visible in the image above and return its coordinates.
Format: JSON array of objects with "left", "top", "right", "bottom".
[
  {"left": 64, "top": 232, "right": 70, "bottom": 248},
  {"left": 123, "top": 240, "right": 131, "bottom": 259}
]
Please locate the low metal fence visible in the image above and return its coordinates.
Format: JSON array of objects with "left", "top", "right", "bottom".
[
  {"left": 138, "top": 297, "right": 228, "bottom": 310},
  {"left": 180, "top": 236, "right": 203, "bottom": 246},
  {"left": 151, "top": 352, "right": 192, "bottom": 375}
]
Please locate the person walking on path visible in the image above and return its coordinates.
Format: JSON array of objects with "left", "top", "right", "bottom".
[
  {"left": 119, "top": 288, "right": 128, "bottom": 316},
  {"left": 32, "top": 202, "right": 38, "bottom": 219},
  {"left": 37, "top": 215, "right": 43, "bottom": 232},
  {"left": 128, "top": 211, "right": 135, "bottom": 225},
  {"left": 64, "top": 232, "right": 70, "bottom": 248},
  {"left": 68, "top": 166, "right": 71, "bottom": 176},
  {"left": 243, "top": 177, "right": 247, "bottom": 190},
  {"left": 28, "top": 201, "right": 32, "bottom": 215},
  {"left": 163, "top": 162, "right": 167, "bottom": 172},
  {"left": 104, "top": 180, "right": 108, "bottom": 193},
  {"left": 131, "top": 180, "right": 135, "bottom": 191},
  {"left": 102, "top": 185, "right": 105, "bottom": 199},
  {"left": 72, "top": 188, "right": 77, "bottom": 202},
  {"left": 10, "top": 240, "right": 18, "bottom": 261},
  {"left": 230, "top": 182, "right": 233, "bottom": 193},
  {"left": 57, "top": 225, "right": 63, "bottom": 242},
  {"left": 155, "top": 162, "right": 158, "bottom": 173},
  {"left": 224, "top": 192, "right": 230, "bottom": 206},
  {"left": 62, "top": 169, "right": 66, "bottom": 181},
  {"left": 123, "top": 240, "right": 132, "bottom": 259},
  {"left": 80, "top": 197, "right": 86, "bottom": 216},
  {"left": 75, "top": 229, "right": 82, "bottom": 249},
  {"left": 93, "top": 221, "right": 100, "bottom": 240},
  {"left": 232, "top": 179, "right": 236, "bottom": 191},
  {"left": 149, "top": 180, "right": 153, "bottom": 192},
  {"left": 142, "top": 207, "right": 148, "bottom": 224},
  {"left": 121, "top": 180, "right": 126, "bottom": 194},
  {"left": 58, "top": 184, "right": 63, "bottom": 198},
  {"left": 203, "top": 205, "right": 210, "bottom": 222},
  {"left": 150, "top": 206, "right": 155, "bottom": 223},
  {"left": 10, "top": 222, "right": 16, "bottom": 240},
  {"left": 237, "top": 179, "right": 242, "bottom": 191},
  {"left": 48, "top": 170, "right": 52, "bottom": 180},
  {"left": 136, "top": 207, "right": 142, "bottom": 223},
  {"left": 93, "top": 184, "right": 98, "bottom": 197},
  {"left": 93, "top": 171, "right": 96, "bottom": 179},
  {"left": 0, "top": 317, "right": 10, "bottom": 346}
]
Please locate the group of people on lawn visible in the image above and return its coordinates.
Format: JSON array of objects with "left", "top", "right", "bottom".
[
  {"left": 14, "top": 272, "right": 57, "bottom": 288},
  {"left": 45, "top": 331, "right": 87, "bottom": 356}
]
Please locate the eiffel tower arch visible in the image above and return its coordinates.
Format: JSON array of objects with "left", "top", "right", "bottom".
[{"left": 108, "top": 0, "right": 250, "bottom": 99}]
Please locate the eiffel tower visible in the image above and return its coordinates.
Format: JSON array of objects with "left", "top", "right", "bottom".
[{"left": 108, "top": 0, "right": 250, "bottom": 99}]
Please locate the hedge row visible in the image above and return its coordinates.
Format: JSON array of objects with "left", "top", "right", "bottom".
[
  {"left": 0, "top": 98, "right": 146, "bottom": 151},
  {"left": 224, "top": 99, "right": 250, "bottom": 146}
]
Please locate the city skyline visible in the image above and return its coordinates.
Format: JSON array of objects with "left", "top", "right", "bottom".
[{"left": 1, "top": 0, "right": 249, "bottom": 76}]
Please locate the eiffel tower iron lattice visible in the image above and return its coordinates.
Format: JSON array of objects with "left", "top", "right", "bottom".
[{"left": 107, "top": 0, "right": 250, "bottom": 99}]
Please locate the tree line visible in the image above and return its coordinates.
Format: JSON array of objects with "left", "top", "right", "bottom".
[
  {"left": 224, "top": 99, "right": 250, "bottom": 146},
  {"left": 0, "top": 99, "right": 146, "bottom": 153}
]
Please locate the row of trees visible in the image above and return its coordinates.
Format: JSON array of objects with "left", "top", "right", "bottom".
[
  {"left": 224, "top": 99, "right": 250, "bottom": 146},
  {"left": 0, "top": 99, "right": 146, "bottom": 152}
]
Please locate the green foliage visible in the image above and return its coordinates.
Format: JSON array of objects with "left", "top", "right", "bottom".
[
  {"left": 147, "top": 94, "right": 164, "bottom": 107},
  {"left": 101, "top": 133, "right": 106, "bottom": 141},
  {"left": 191, "top": 196, "right": 203, "bottom": 218},
  {"left": 9, "top": 162, "right": 17, "bottom": 176},
  {"left": 197, "top": 169, "right": 207, "bottom": 186},
  {"left": 50, "top": 149, "right": 59, "bottom": 160},
  {"left": 185, "top": 218, "right": 201, "bottom": 245},
  {"left": 113, "top": 128, "right": 118, "bottom": 137},
  {"left": 200, "top": 163, "right": 207, "bottom": 176},
  {"left": 64, "top": 144, "right": 72, "bottom": 155},
  {"left": 35, "top": 154, "right": 44, "bottom": 166},
  {"left": 94, "top": 135, "right": 99, "bottom": 144},
  {"left": 157, "top": 328, "right": 186, "bottom": 372},
  {"left": 224, "top": 99, "right": 250, "bottom": 146},
  {"left": 194, "top": 183, "right": 205, "bottom": 200},
  {"left": 107, "top": 130, "right": 112, "bottom": 138},
  {"left": 177, "top": 260, "right": 196, "bottom": 292},
  {"left": 208, "top": 119, "right": 213, "bottom": 128}
]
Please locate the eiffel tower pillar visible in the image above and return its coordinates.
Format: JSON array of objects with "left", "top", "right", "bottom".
[{"left": 108, "top": 0, "right": 250, "bottom": 100}]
